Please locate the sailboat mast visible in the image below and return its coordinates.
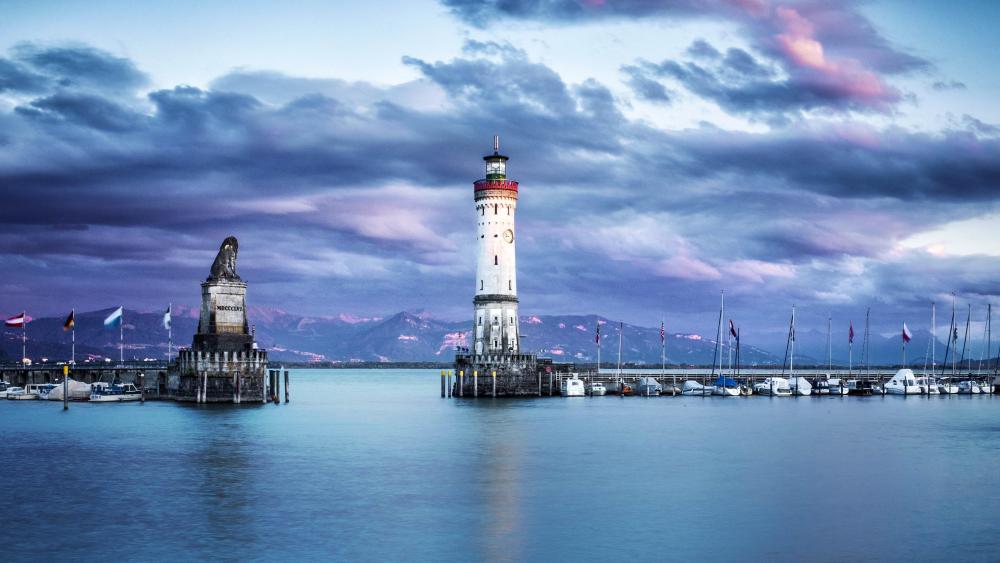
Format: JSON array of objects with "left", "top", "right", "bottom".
[
  {"left": 827, "top": 315, "right": 832, "bottom": 373},
  {"left": 931, "top": 302, "right": 936, "bottom": 375},
  {"left": 960, "top": 304, "right": 971, "bottom": 373},
  {"left": 720, "top": 291, "right": 725, "bottom": 377}
]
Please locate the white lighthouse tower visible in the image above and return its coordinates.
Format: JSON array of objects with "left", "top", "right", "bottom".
[{"left": 472, "top": 135, "right": 520, "bottom": 356}]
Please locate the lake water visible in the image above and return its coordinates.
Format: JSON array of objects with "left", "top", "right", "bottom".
[{"left": 2, "top": 369, "right": 998, "bottom": 562}]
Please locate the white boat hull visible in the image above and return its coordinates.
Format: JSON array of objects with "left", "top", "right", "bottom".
[{"left": 712, "top": 386, "right": 740, "bottom": 396}]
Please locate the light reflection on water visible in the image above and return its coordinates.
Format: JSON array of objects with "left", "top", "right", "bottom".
[{"left": 1, "top": 369, "right": 998, "bottom": 562}]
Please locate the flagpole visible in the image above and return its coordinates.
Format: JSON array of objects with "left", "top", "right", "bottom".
[
  {"left": 120, "top": 305, "right": 124, "bottom": 364},
  {"left": 22, "top": 310, "right": 27, "bottom": 366},
  {"left": 168, "top": 303, "right": 173, "bottom": 363},
  {"left": 71, "top": 309, "right": 76, "bottom": 366}
]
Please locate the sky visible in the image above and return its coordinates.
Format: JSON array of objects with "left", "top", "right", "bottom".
[{"left": 1, "top": 0, "right": 999, "bottom": 343}]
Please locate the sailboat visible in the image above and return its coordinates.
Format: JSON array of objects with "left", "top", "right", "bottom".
[
  {"left": 788, "top": 306, "right": 811, "bottom": 396},
  {"left": 709, "top": 292, "right": 740, "bottom": 396}
]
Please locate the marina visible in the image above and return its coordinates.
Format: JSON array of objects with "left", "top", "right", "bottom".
[{"left": 1, "top": 368, "right": 998, "bottom": 562}]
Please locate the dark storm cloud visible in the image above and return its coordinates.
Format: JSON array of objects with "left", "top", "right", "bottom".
[
  {"left": 0, "top": 58, "right": 48, "bottom": 93},
  {"left": 10, "top": 43, "right": 149, "bottom": 93},
  {"left": 444, "top": 0, "right": 932, "bottom": 119},
  {"left": 621, "top": 64, "right": 672, "bottom": 104},
  {"left": 628, "top": 40, "right": 899, "bottom": 121},
  {"left": 17, "top": 93, "right": 144, "bottom": 132}
]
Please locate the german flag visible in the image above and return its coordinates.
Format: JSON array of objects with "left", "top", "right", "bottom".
[{"left": 63, "top": 309, "right": 75, "bottom": 331}]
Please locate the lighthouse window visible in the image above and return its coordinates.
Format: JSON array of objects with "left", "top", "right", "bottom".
[
  {"left": 480, "top": 280, "right": 483, "bottom": 290},
  {"left": 494, "top": 255, "right": 498, "bottom": 265},
  {"left": 494, "top": 204, "right": 498, "bottom": 215},
  {"left": 480, "top": 207, "right": 484, "bottom": 216},
  {"left": 510, "top": 317, "right": 514, "bottom": 324},
  {"left": 479, "top": 316, "right": 482, "bottom": 326},
  {"left": 508, "top": 280, "right": 512, "bottom": 290}
]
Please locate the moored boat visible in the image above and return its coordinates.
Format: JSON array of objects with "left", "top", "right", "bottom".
[
  {"left": 4, "top": 386, "right": 31, "bottom": 399},
  {"left": 634, "top": 376, "right": 661, "bottom": 396},
  {"left": 885, "top": 369, "right": 922, "bottom": 395},
  {"left": 587, "top": 381, "right": 606, "bottom": 396},
  {"left": 89, "top": 382, "right": 142, "bottom": 402},
  {"left": 711, "top": 376, "right": 740, "bottom": 396},
  {"left": 45, "top": 379, "right": 93, "bottom": 401},
  {"left": 754, "top": 377, "right": 791, "bottom": 396},
  {"left": 560, "top": 375, "right": 585, "bottom": 397},
  {"left": 681, "top": 380, "right": 712, "bottom": 396}
]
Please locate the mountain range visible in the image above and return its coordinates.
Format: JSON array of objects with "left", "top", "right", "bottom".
[{"left": 2, "top": 307, "right": 993, "bottom": 368}]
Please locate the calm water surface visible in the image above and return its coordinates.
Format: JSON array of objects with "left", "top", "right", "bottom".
[{"left": 2, "top": 369, "right": 998, "bottom": 562}]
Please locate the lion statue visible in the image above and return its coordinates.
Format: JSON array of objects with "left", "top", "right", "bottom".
[{"left": 208, "top": 236, "right": 241, "bottom": 281}]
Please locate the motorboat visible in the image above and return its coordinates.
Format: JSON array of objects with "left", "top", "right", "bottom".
[
  {"left": 660, "top": 383, "right": 682, "bottom": 395},
  {"left": 605, "top": 379, "right": 622, "bottom": 394},
  {"left": 957, "top": 380, "right": 984, "bottom": 394},
  {"left": 587, "top": 382, "right": 607, "bottom": 396},
  {"left": 90, "top": 383, "right": 142, "bottom": 402},
  {"left": 827, "top": 378, "right": 849, "bottom": 395},
  {"left": 681, "top": 380, "right": 713, "bottom": 396},
  {"left": 620, "top": 382, "right": 634, "bottom": 396},
  {"left": 634, "top": 376, "right": 661, "bottom": 396},
  {"left": 916, "top": 376, "right": 939, "bottom": 395},
  {"left": 36, "top": 383, "right": 58, "bottom": 400},
  {"left": 711, "top": 376, "right": 740, "bottom": 396},
  {"left": 0, "top": 381, "right": 12, "bottom": 398},
  {"left": 754, "top": 377, "right": 792, "bottom": 396},
  {"left": 560, "top": 375, "right": 585, "bottom": 397},
  {"left": 6, "top": 386, "right": 36, "bottom": 400},
  {"left": 884, "top": 369, "right": 922, "bottom": 395},
  {"left": 812, "top": 378, "right": 832, "bottom": 395},
  {"left": 846, "top": 379, "right": 876, "bottom": 395},
  {"left": 45, "top": 379, "right": 93, "bottom": 401},
  {"left": 937, "top": 378, "right": 960, "bottom": 394},
  {"left": 789, "top": 376, "right": 812, "bottom": 396}
]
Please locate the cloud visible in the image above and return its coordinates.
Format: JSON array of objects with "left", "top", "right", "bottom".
[
  {"left": 8, "top": 43, "right": 149, "bottom": 94},
  {"left": 0, "top": 39, "right": 998, "bottom": 339},
  {"left": 444, "top": 0, "right": 929, "bottom": 119}
]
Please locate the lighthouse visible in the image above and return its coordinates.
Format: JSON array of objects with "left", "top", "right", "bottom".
[{"left": 472, "top": 135, "right": 520, "bottom": 356}]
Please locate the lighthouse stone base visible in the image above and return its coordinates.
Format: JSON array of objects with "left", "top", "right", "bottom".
[{"left": 453, "top": 353, "right": 572, "bottom": 397}]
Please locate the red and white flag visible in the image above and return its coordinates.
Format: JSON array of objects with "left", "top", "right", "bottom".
[
  {"left": 4, "top": 312, "right": 28, "bottom": 327},
  {"left": 849, "top": 321, "right": 855, "bottom": 344},
  {"left": 660, "top": 321, "right": 665, "bottom": 344},
  {"left": 902, "top": 323, "right": 912, "bottom": 343},
  {"left": 595, "top": 322, "right": 600, "bottom": 345},
  {"left": 729, "top": 319, "right": 737, "bottom": 339}
]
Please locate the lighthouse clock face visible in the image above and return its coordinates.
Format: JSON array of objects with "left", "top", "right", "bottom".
[{"left": 503, "top": 229, "right": 514, "bottom": 243}]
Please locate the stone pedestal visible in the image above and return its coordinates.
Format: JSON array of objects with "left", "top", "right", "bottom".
[
  {"left": 167, "top": 254, "right": 268, "bottom": 403},
  {"left": 194, "top": 280, "right": 251, "bottom": 353}
]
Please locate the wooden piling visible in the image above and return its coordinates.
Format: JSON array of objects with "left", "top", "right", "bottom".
[
  {"left": 492, "top": 370, "right": 497, "bottom": 398},
  {"left": 473, "top": 370, "right": 478, "bottom": 398},
  {"left": 549, "top": 371, "right": 553, "bottom": 396},
  {"left": 284, "top": 370, "right": 289, "bottom": 403},
  {"left": 459, "top": 370, "right": 464, "bottom": 397},
  {"left": 140, "top": 372, "right": 145, "bottom": 404},
  {"left": 62, "top": 365, "right": 69, "bottom": 411},
  {"left": 236, "top": 373, "right": 241, "bottom": 404},
  {"left": 538, "top": 371, "right": 542, "bottom": 396},
  {"left": 441, "top": 369, "right": 446, "bottom": 397},
  {"left": 447, "top": 370, "right": 452, "bottom": 398}
]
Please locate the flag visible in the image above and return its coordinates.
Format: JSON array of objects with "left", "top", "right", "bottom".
[
  {"left": 63, "top": 310, "right": 75, "bottom": 331},
  {"left": 953, "top": 326, "right": 959, "bottom": 342},
  {"left": 849, "top": 321, "right": 854, "bottom": 344},
  {"left": 729, "top": 319, "right": 737, "bottom": 339},
  {"left": 163, "top": 304, "right": 172, "bottom": 330},
  {"left": 660, "top": 321, "right": 665, "bottom": 344},
  {"left": 104, "top": 306, "right": 123, "bottom": 328},
  {"left": 4, "top": 312, "right": 28, "bottom": 327},
  {"left": 902, "top": 323, "right": 912, "bottom": 343},
  {"left": 595, "top": 323, "right": 600, "bottom": 344}
]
